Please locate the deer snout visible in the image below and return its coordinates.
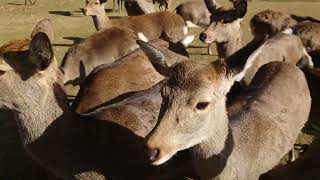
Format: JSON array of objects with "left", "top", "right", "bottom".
[
  {"left": 199, "top": 32, "right": 207, "bottom": 42},
  {"left": 145, "top": 146, "right": 160, "bottom": 163}
]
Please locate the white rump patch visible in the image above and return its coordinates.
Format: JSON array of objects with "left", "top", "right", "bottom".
[
  {"left": 234, "top": 40, "right": 268, "bottom": 82},
  {"left": 186, "top": 21, "right": 199, "bottom": 28},
  {"left": 282, "top": 28, "right": 293, "bottom": 34},
  {"left": 181, "top": 35, "right": 194, "bottom": 47},
  {"left": 137, "top": 32, "right": 148, "bottom": 42}
]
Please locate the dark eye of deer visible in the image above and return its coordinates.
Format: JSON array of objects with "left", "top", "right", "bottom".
[{"left": 196, "top": 102, "right": 210, "bottom": 110}]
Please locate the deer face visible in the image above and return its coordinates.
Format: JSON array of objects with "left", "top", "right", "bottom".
[
  {"left": 83, "top": 0, "right": 106, "bottom": 16},
  {"left": 200, "top": 19, "right": 241, "bottom": 44},
  {"left": 136, "top": 41, "right": 243, "bottom": 165},
  {"left": 146, "top": 61, "right": 234, "bottom": 165}
]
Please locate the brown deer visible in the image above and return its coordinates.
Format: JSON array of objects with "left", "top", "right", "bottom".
[
  {"left": 176, "top": 0, "right": 221, "bottom": 55},
  {"left": 153, "top": 0, "right": 171, "bottom": 11},
  {"left": 83, "top": 0, "right": 189, "bottom": 43},
  {"left": 124, "top": 0, "right": 156, "bottom": 16},
  {"left": 138, "top": 40, "right": 311, "bottom": 180},
  {"left": 199, "top": 0, "right": 247, "bottom": 58},
  {"left": 72, "top": 38, "right": 189, "bottom": 113},
  {"left": 250, "top": 9, "right": 320, "bottom": 41},
  {"left": 61, "top": 26, "right": 140, "bottom": 85},
  {"left": 0, "top": 32, "right": 194, "bottom": 179}
]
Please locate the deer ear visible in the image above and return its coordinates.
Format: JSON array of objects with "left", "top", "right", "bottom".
[
  {"left": 99, "top": 0, "right": 107, "bottom": 4},
  {"left": 225, "top": 37, "right": 267, "bottom": 82},
  {"left": 136, "top": 40, "right": 172, "bottom": 77},
  {"left": 31, "top": 19, "right": 54, "bottom": 43},
  {"left": 29, "top": 32, "right": 54, "bottom": 71},
  {"left": 234, "top": 0, "right": 247, "bottom": 18},
  {"left": 204, "top": 0, "right": 217, "bottom": 14}
]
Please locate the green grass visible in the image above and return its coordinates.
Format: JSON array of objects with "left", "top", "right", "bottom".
[{"left": 0, "top": 0, "right": 320, "bottom": 179}]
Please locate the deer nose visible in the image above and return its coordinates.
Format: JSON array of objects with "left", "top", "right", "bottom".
[
  {"left": 146, "top": 147, "right": 160, "bottom": 162},
  {"left": 199, "top": 32, "right": 207, "bottom": 42}
]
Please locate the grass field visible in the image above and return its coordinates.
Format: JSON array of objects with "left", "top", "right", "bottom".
[{"left": 0, "top": 0, "right": 320, "bottom": 179}]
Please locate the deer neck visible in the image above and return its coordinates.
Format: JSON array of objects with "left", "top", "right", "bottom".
[
  {"left": 0, "top": 64, "right": 71, "bottom": 146},
  {"left": 217, "top": 29, "right": 242, "bottom": 59},
  {"left": 92, "top": 10, "right": 112, "bottom": 31},
  {"left": 189, "top": 99, "right": 234, "bottom": 179}
]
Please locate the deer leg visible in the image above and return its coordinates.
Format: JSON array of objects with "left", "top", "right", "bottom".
[{"left": 207, "top": 43, "right": 212, "bottom": 55}]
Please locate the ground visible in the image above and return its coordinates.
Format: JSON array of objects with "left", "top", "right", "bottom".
[{"left": 0, "top": 0, "right": 319, "bottom": 179}]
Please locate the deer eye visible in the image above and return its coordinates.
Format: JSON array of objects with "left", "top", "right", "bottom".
[{"left": 196, "top": 102, "right": 210, "bottom": 110}]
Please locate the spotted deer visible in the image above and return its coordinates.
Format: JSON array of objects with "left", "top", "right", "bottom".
[{"left": 138, "top": 40, "right": 311, "bottom": 180}]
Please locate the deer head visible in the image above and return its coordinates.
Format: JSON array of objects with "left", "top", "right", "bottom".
[
  {"left": 82, "top": 0, "right": 107, "bottom": 16},
  {"left": 137, "top": 40, "right": 247, "bottom": 165},
  {"left": 199, "top": 0, "right": 247, "bottom": 44}
]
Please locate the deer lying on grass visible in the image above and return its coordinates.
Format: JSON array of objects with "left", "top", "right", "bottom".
[
  {"left": 83, "top": 0, "right": 189, "bottom": 43},
  {"left": 250, "top": 9, "right": 320, "bottom": 41},
  {"left": 199, "top": 0, "right": 247, "bottom": 58},
  {"left": 138, "top": 40, "right": 311, "bottom": 180},
  {"left": 0, "top": 32, "right": 194, "bottom": 179},
  {"left": 72, "top": 39, "right": 189, "bottom": 113}
]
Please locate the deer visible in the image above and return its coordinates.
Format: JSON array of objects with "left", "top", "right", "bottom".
[
  {"left": 250, "top": 9, "right": 320, "bottom": 41},
  {"left": 61, "top": 25, "right": 193, "bottom": 85},
  {"left": 61, "top": 26, "right": 140, "bottom": 85},
  {"left": 72, "top": 38, "right": 189, "bottom": 113},
  {"left": 175, "top": 0, "right": 221, "bottom": 55},
  {"left": 82, "top": 0, "right": 189, "bottom": 42},
  {"left": 153, "top": 0, "right": 171, "bottom": 11},
  {"left": 199, "top": 0, "right": 247, "bottom": 59},
  {"left": 137, "top": 40, "right": 311, "bottom": 180},
  {"left": 0, "top": 31, "right": 197, "bottom": 179},
  {"left": 124, "top": 0, "right": 156, "bottom": 16}
]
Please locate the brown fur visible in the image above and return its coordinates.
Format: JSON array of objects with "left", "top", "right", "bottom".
[
  {"left": 139, "top": 40, "right": 310, "bottom": 179},
  {"left": 72, "top": 39, "right": 188, "bottom": 113},
  {"left": 61, "top": 26, "right": 139, "bottom": 85},
  {"left": 0, "top": 32, "right": 191, "bottom": 180},
  {"left": 83, "top": 0, "right": 187, "bottom": 42},
  {"left": 291, "top": 21, "right": 320, "bottom": 52},
  {"left": 250, "top": 9, "right": 320, "bottom": 40}
]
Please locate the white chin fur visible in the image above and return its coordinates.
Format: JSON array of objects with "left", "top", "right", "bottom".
[{"left": 137, "top": 32, "right": 148, "bottom": 42}]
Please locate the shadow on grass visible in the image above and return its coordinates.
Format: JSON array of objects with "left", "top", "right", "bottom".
[
  {"left": 7, "top": 3, "right": 25, "bottom": 5},
  {"left": 49, "top": 10, "right": 84, "bottom": 17}
]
